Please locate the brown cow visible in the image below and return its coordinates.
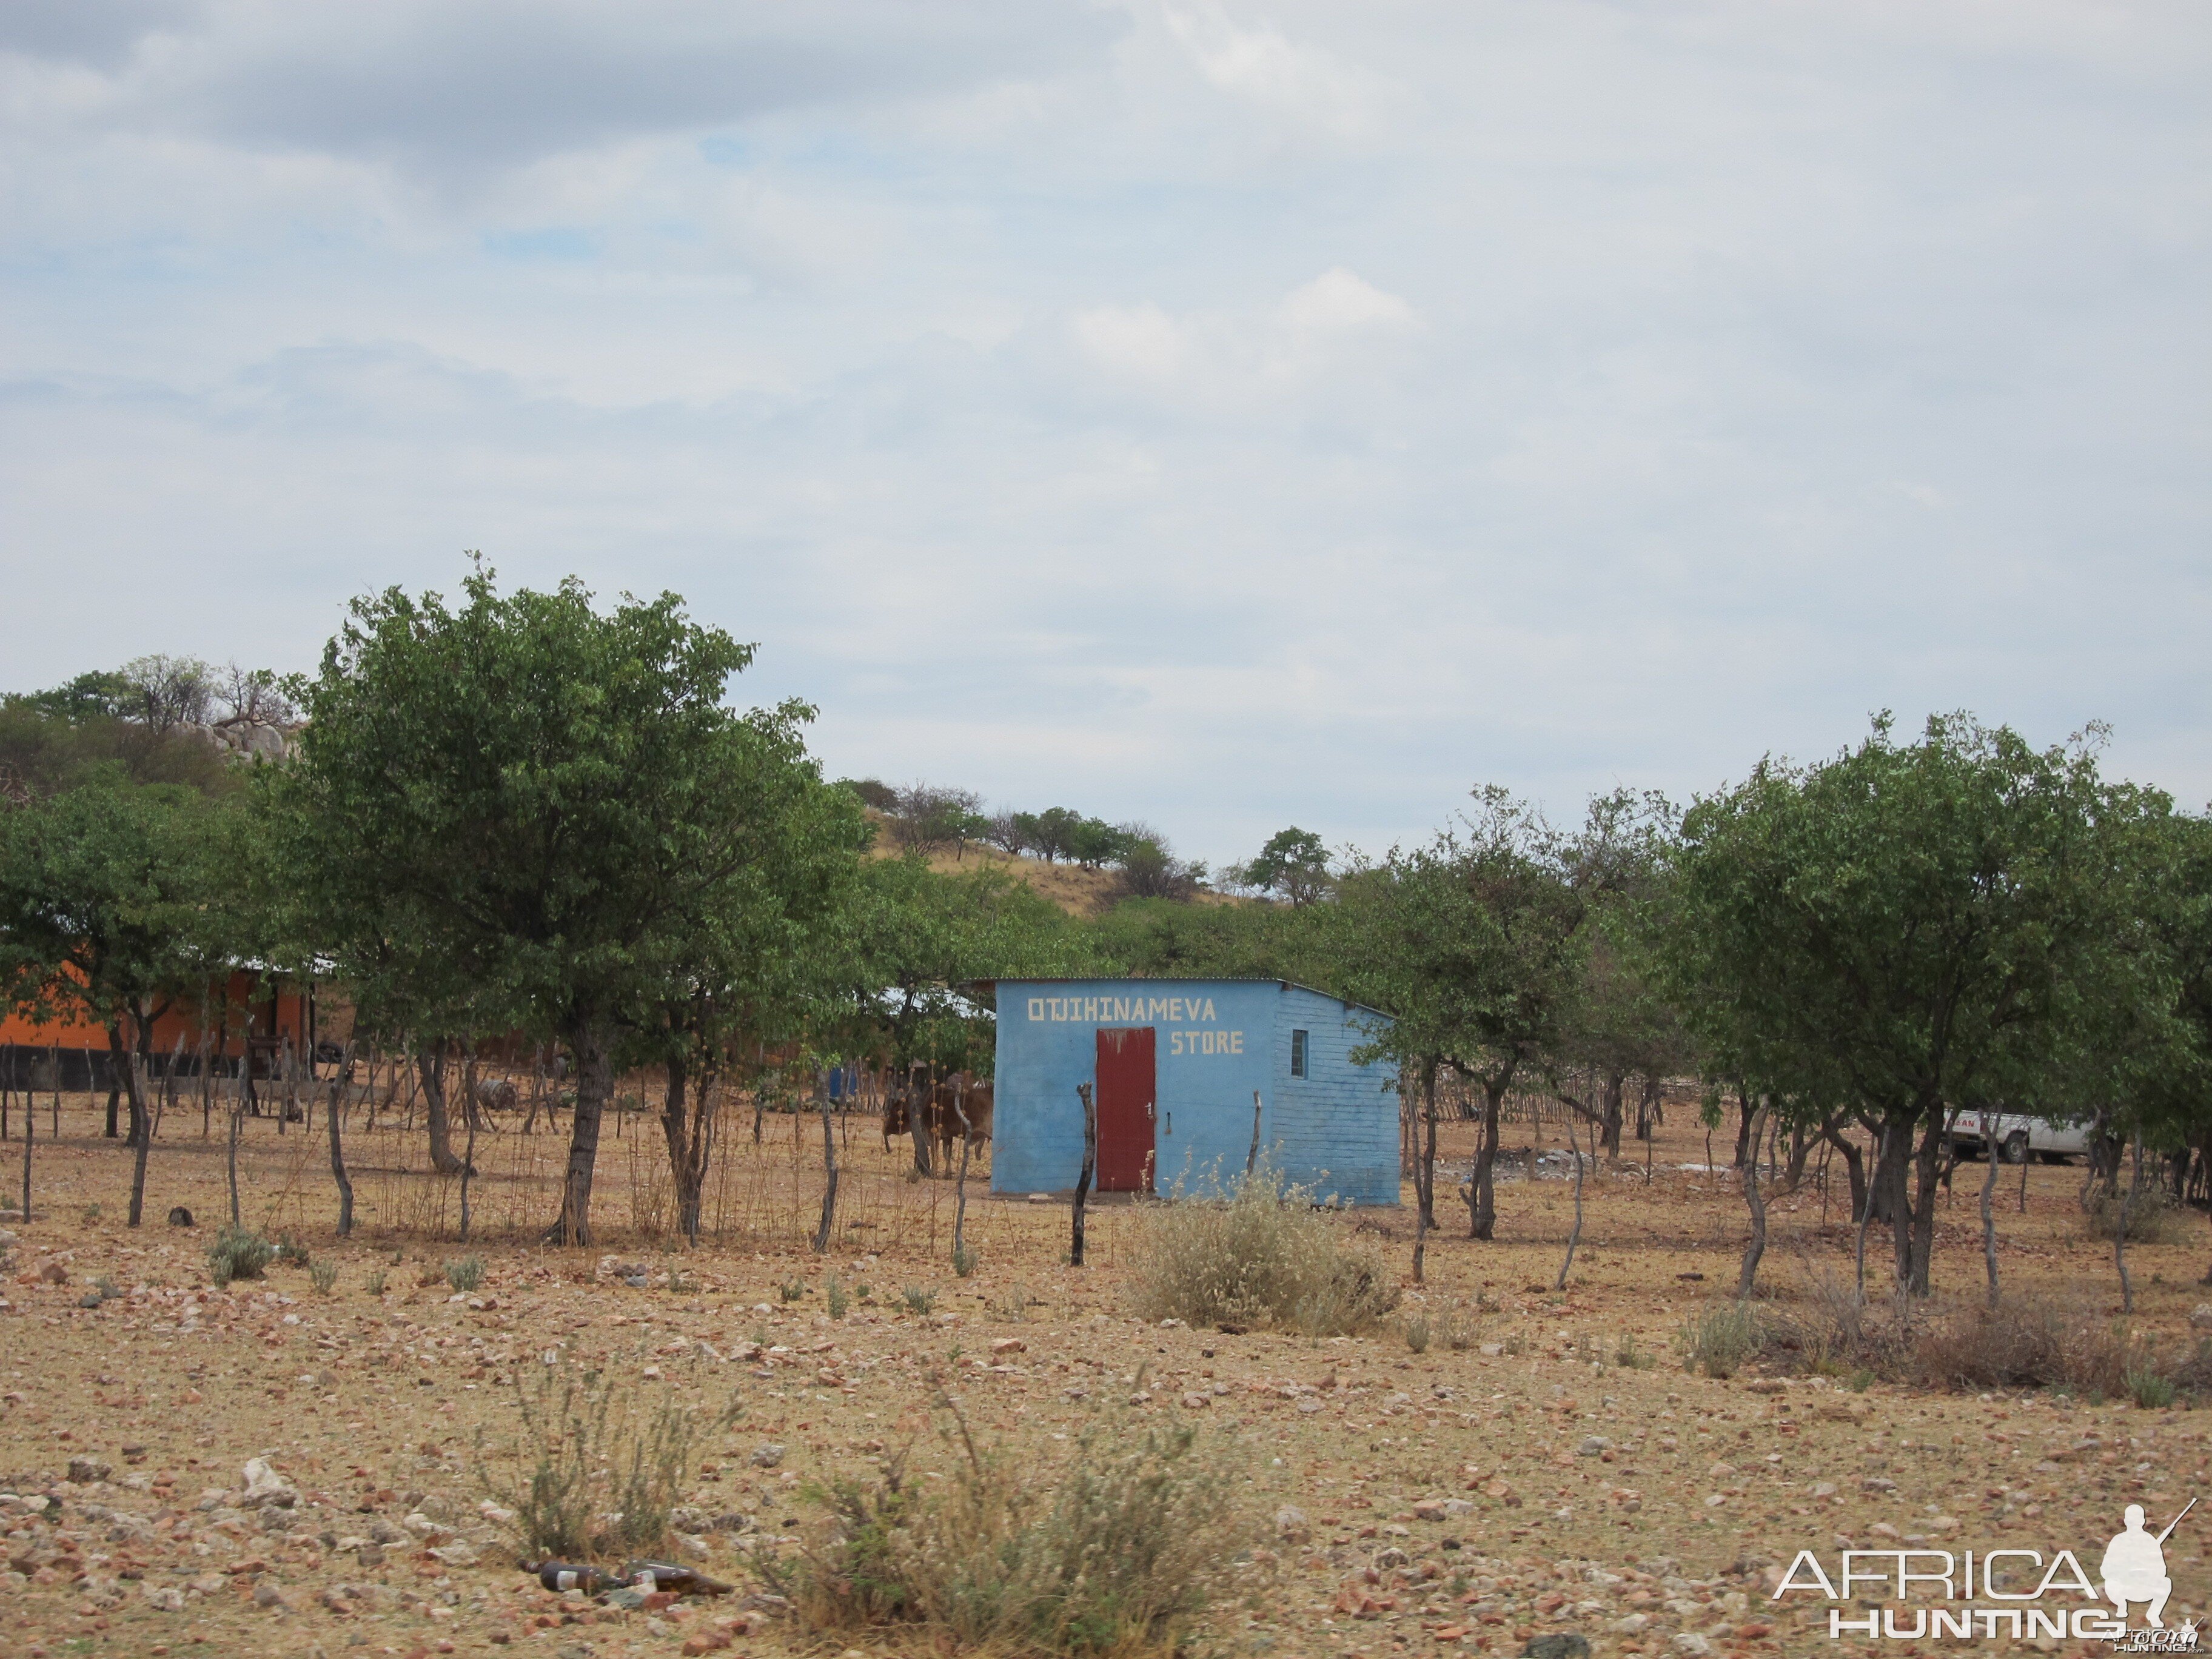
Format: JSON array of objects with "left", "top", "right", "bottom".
[
  {"left": 924, "top": 1074, "right": 993, "bottom": 1171},
  {"left": 882, "top": 1070, "right": 993, "bottom": 1174}
]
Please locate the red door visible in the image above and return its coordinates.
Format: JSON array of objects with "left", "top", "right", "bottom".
[{"left": 1094, "top": 1027, "right": 1156, "bottom": 1193}]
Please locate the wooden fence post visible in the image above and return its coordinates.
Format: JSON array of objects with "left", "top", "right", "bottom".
[{"left": 1071, "top": 1082, "right": 1096, "bottom": 1268}]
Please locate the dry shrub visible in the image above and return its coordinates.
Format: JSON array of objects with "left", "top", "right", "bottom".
[
  {"left": 478, "top": 1362, "right": 739, "bottom": 1561},
  {"left": 627, "top": 1141, "right": 674, "bottom": 1244},
  {"left": 1130, "top": 1161, "right": 1399, "bottom": 1336},
  {"left": 2085, "top": 1189, "right": 2184, "bottom": 1244},
  {"left": 775, "top": 1403, "right": 1252, "bottom": 1655},
  {"left": 1908, "top": 1296, "right": 2129, "bottom": 1395}
]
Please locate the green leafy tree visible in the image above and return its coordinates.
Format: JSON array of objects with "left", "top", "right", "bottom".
[
  {"left": 273, "top": 566, "right": 851, "bottom": 1245},
  {"left": 1015, "top": 807, "right": 1084, "bottom": 864},
  {"left": 0, "top": 780, "right": 233, "bottom": 1222},
  {"left": 1336, "top": 791, "right": 1637, "bottom": 1247},
  {"left": 1654, "top": 714, "right": 2151, "bottom": 1296},
  {"left": 117, "top": 656, "right": 216, "bottom": 734},
  {"left": 1239, "top": 826, "right": 1333, "bottom": 905},
  {"left": 1065, "top": 817, "right": 1130, "bottom": 870},
  {"left": 1109, "top": 831, "right": 1207, "bottom": 902},
  {"left": 1568, "top": 916, "right": 1696, "bottom": 1156},
  {"left": 1087, "top": 894, "right": 1333, "bottom": 984},
  {"left": 0, "top": 688, "right": 235, "bottom": 799},
  {"left": 1339, "top": 788, "right": 1615, "bottom": 1241},
  {"left": 4, "top": 671, "right": 135, "bottom": 723},
  {"left": 627, "top": 779, "right": 864, "bottom": 1244},
  {"left": 886, "top": 783, "right": 987, "bottom": 859},
  {"left": 827, "top": 856, "right": 1087, "bottom": 1172}
]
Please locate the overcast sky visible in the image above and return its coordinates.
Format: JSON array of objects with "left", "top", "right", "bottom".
[{"left": 4, "top": 1, "right": 2207, "bottom": 869}]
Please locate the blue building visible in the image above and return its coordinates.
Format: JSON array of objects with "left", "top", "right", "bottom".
[{"left": 988, "top": 978, "right": 1400, "bottom": 1207}]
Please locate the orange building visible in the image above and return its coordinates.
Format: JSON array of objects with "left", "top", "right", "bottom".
[{"left": 0, "top": 970, "right": 321, "bottom": 1090}]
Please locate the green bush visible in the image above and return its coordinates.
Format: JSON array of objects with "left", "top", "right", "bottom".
[
  {"left": 1128, "top": 1161, "right": 1398, "bottom": 1338},
  {"left": 951, "top": 1243, "right": 979, "bottom": 1278},
  {"left": 2128, "top": 1362, "right": 2178, "bottom": 1410},
  {"left": 363, "top": 1270, "right": 388, "bottom": 1298},
  {"left": 207, "top": 1227, "right": 273, "bottom": 1289},
  {"left": 1678, "top": 1302, "right": 1763, "bottom": 1379},
  {"left": 1402, "top": 1313, "right": 1431, "bottom": 1354},
  {"left": 780, "top": 1278, "right": 806, "bottom": 1302},
  {"left": 826, "top": 1277, "right": 850, "bottom": 1320},
  {"left": 444, "top": 1255, "right": 485, "bottom": 1293},
  {"left": 903, "top": 1286, "right": 937, "bottom": 1316},
  {"left": 776, "top": 1404, "right": 1250, "bottom": 1655},
  {"left": 310, "top": 1261, "right": 339, "bottom": 1296}
]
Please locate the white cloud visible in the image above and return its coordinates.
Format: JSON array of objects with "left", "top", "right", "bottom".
[
  {"left": 1072, "top": 303, "right": 1186, "bottom": 382},
  {"left": 1, "top": 0, "right": 2208, "bottom": 863},
  {"left": 1161, "top": 2, "right": 1395, "bottom": 138},
  {"left": 1277, "top": 267, "right": 1414, "bottom": 332}
]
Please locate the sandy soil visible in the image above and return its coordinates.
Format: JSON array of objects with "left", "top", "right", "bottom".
[{"left": 3, "top": 1095, "right": 2210, "bottom": 1659}]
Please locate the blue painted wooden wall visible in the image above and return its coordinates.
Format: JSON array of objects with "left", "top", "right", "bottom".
[{"left": 990, "top": 978, "right": 1400, "bottom": 1206}]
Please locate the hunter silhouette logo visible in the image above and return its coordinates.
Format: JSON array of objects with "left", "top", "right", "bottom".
[
  {"left": 1774, "top": 1496, "right": 2199, "bottom": 1645},
  {"left": 2102, "top": 1501, "right": 2190, "bottom": 1630}
]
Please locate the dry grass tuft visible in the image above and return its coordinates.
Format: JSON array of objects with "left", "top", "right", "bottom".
[
  {"left": 1129, "top": 1161, "right": 1399, "bottom": 1337},
  {"left": 769, "top": 1400, "right": 1253, "bottom": 1655},
  {"left": 477, "top": 1361, "right": 739, "bottom": 1562}
]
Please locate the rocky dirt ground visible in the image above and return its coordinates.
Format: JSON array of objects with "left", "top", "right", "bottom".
[{"left": 4, "top": 1098, "right": 2211, "bottom": 1659}]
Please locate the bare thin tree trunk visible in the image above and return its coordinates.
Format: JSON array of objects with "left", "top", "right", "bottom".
[
  {"left": 1557, "top": 1120, "right": 1589, "bottom": 1292},
  {"left": 813, "top": 1085, "right": 838, "bottom": 1254},
  {"left": 1854, "top": 1121, "right": 1885, "bottom": 1305},
  {"left": 2117, "top": 1134, "right": 2142, "bottom": 1315},
  {"left": 1980, "top": 1107, "right": 2002, "bottom": 1309},
  {"left": 1413, "top": 1062, "right": 1438, "bottom": 1282},
  {"left": 19, "top": 1074, "right": 32, "bottom": 1221},
  {"left": 328, "top": 1043, "right": 357, "bottom": 1236},
  {"left": 1071, "top": 1082, "right": 1096, "bottom": 1267},
  {"left": 226, "top": 1067, "right": 243, "bottom": 1230},
  {"left": 661, "top": 1054, "right": 719, "bottom": 1246},
  {"left": 458, "top": 1091, "right": 480, "bottom": 1244},
  {"left": 1738, "top": 1103, "right": 1769, "bottom": 1298},
  {"left": 547, "top": 1032, "right": 612, "bottom": 1247},
  {"left": 1467, "top": 1078, "right": 1504, "bottom": 1239},
  {"left": 1822, "top": 1115, "right": 1867, "bottom": 1222},
  {"left": 911, "top": 1064, "right": 935, "bottom": 1178},
  {"left": 121, "top": 1024, "right": 152, "bottom": 1227},
  {"left": 525, "top": 1046, "right": 544, "bottom": 1136},
  {"left": 1247, "top": 1088, "right": 1264, "bottom": 1178},
  {"left": 419, "top": 1042, "right": 463, "bottom": 1175},
  {"left": 952, "top": 1080, "right": 973, "bottom": 1261}
]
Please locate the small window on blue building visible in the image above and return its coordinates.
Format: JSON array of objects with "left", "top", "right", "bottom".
[{"left": 1290, "top": 1028, "right": 1309, "bottom": 1078}]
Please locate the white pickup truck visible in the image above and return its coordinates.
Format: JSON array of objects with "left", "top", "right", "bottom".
[{"left": 1949, "top": 1113, "right": 2090, "bottom": 1165}]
